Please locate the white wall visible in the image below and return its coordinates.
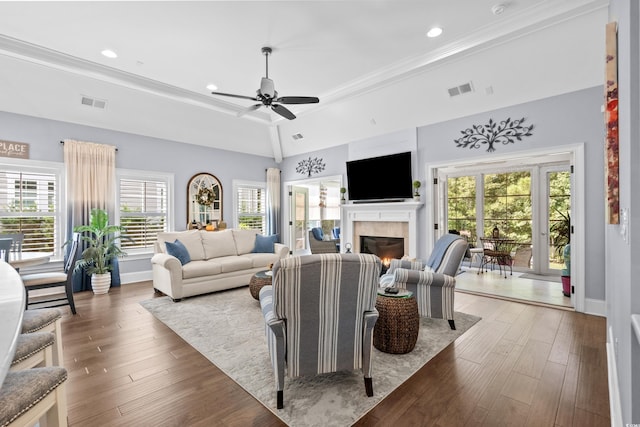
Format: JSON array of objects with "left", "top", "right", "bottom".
[{"left": 606, "top": 0, "right": 640, "bottom": 423}]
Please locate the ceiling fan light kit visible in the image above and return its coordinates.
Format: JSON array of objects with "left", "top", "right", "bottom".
[{"left": 210, "top": 46, "right": 319, "bottom": 120}]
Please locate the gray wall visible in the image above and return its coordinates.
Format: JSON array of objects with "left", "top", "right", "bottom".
[
  {"left": 0, "top": 111, "right": 277, "bottom": 274},
  {"left": 417, "top": 86, "right": 605, "bottom": 302},
  {"left": 281, "top": 86, "right": 606, "bottom": 303},
  {"left": 607, "top": 0, "right": 640, "bottom": 423}
]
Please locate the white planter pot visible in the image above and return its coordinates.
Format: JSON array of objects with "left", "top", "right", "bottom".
[{"left": 91, "top": 273, "right": 111, "bottom": 295}]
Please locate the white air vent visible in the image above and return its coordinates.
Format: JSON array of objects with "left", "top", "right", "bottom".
[
  {"left": 292, "top": 133, "right": 304, "bottom": 141},
  {"left": 447, "top": 82, "right": 474, "bottom": 97},
  {"left": 80, "top": 95, "right": 107, "bottom": 109}
]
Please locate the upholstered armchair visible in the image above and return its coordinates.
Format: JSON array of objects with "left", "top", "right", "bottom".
[
  {"left": 308, "top": 227, "right": 339, "bottom": 253},
  {"left": 379, "top": 234, "right": 467, "bottom": 330},
  {"left": 259, "top": 253, "right": 381, "bottom": 409}
]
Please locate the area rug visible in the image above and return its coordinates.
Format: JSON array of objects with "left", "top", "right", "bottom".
[
  {"left": 519, "top": 273, "right": 562, "bottom": 283},
  {"left": 140, "top": 288, "right": 480, "bottom": 426}
]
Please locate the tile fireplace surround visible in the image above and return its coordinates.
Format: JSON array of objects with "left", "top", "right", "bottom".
[{"left": 341, "top": 201, "right": 423, "bottom": 259}]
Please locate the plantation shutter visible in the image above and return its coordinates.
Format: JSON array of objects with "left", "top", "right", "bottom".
[
  {"left": 237, "top": 184, "right": 266, "bottom": 233},
  {"left": 0, "top": 170, "right": 58, "bottom": 253},
  {"left": 119, "top": 178, "right": 167, "bottom": 250}
]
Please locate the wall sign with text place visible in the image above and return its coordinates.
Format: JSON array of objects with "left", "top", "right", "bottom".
[{"left": 0, "top": 140, "right": 30, "bottom": 159}]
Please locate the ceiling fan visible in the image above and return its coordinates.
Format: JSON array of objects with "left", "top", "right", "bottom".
[{"left": 210, "top": 47, "right": 319, "bottom": 120}]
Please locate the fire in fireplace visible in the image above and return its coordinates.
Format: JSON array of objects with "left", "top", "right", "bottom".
[{"left": 360, "top": 235, "right": 404, "bottom": 271}]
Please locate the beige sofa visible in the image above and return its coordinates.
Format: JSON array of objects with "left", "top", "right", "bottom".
[{"left": 151, "top": 229, "right": 288, "bottom": 301}]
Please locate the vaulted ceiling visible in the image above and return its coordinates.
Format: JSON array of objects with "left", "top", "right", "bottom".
[{"left": 0, "top": 1, "right": 608, "bottom": 160}]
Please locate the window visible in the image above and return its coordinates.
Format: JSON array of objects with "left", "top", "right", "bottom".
[
  {"left": 117, "top": 170, "right": 173, "bottom": 253},
  {"left": 0, "top": 160, "right": 63, "bottom": 257},
  {"left": 483, "top": 171, "right": 531, "bottom": 240},
  {"left": 447, "top": 176, "right": 477, "bottom": 242},
  {"left": 234, "top": 180, "right": 266, "bottom": 233}
]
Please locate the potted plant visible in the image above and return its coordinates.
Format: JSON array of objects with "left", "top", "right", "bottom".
[
  {"left": 339, "top": 187, "right": 347, "bottom": 204},
  {"left": 412, "top": 180, "right": 421, "bottom": 201},
  {"left": 73, "top": 208, "right": 128, "bottom": 294},
  {"left": 550, "top": 210, "right": 571, "bottom": 296}
]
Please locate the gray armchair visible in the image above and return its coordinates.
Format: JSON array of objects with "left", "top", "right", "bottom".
[
  {"left": 308, "top": 227, "right": 339, "bottom": 253},
  {"left": 259, "top": 253, "right": 381, "bottom": 409},
  {"left": 380, "top": 234, "right": 467, "bottom": 330}
]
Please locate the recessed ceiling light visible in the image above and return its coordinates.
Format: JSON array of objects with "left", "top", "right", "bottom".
[
  {"left": 101, "top": 49, "right": 118, "bottom": 59},
  {"left": 206, "top": 83, "right": 218, "bottom": 91},
  {"left": 426, "top": 27, "right": 443, "bottom": 38}
]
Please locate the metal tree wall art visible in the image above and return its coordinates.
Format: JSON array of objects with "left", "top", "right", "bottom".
[
  {"left": 455, "top": 117, "right": 534, "bottom": 153},
  {"left": 296, "top": 157, "right": 326, "bottom": 177}
]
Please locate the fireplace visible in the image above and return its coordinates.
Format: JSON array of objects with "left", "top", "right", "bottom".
[
  {"left": 360, "top": 236, "right": 404, "bottom": 262},
  {"left": 341, "top": 201, "right": 423, "bottom": 259}
]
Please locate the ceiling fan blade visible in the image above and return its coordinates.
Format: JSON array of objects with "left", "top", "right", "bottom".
[
  {"left": 271, "top": 104, "right": 296, "bottom": 120},
  {"left": 210, "top": 91, "right": 258, "bottom": 102},
  {"left": 275, "top": 96, "right": 320, "bottom": 105},
  {"left": 237, "top": 104, "right": 262, "bottom": 118}
]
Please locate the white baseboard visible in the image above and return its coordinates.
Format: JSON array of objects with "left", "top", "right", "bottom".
[
  {"left": 606, "top": 326, "right": 623, "bottom": 427},
  {"left": 584, "top": 298, "right": 606, "bottom": 317},
  {"left": 121, "top": 270, "right": 152, "bottom": 285}
]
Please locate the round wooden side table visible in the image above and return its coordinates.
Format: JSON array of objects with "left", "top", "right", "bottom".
[
  {"left": 373, "top": 289, "right": 419, "bottom": 354},
  {"left": 249, "top": 270, "right": 272, "bottom": 300}
]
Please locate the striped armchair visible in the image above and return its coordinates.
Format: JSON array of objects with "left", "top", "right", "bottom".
[
  {"left": 380, "top": 234, "right": 468, "bottom": 330},
  {"left": 259, "top": 253, "right": 381, "bottom": 409}
]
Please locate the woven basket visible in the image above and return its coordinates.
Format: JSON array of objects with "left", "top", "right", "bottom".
[
  {"left": 373, "top": 295, "right": 419, "bottom": 354},
  {"left": 249, "top": 272, "right": 272, "bottom": 300}
]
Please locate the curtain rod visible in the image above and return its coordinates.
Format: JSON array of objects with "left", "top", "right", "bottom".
[{"left": 59, "top": 140, "right": 118, "bottom": 152}]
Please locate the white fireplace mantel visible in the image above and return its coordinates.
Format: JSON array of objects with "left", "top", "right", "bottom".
[{"left": 341, "top": 201, "right": 423, "bottom": 258}]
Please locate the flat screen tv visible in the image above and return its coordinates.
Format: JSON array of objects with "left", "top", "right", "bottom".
[{"left": 346, "top": 152, "right": 413, "bottom": 202}]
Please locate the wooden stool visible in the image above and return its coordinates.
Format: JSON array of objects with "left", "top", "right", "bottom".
[
  {"left": 10, "top": 332, "right": 54, "bottom": 371},
  {"left": 373, "top": 290, "right": 419, "bottom": 354},
  {"left": 21, "top": 308, "right": 63, "bottom": 366},
  {"left": 0, "top": 367, "right": 68, "bottom": 427}
]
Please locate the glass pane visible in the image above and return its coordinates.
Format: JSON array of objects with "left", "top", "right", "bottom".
[
  {"left": 548, "top": 171, "right": 571, "bottom": 270},
  {"left": 447, "top": 176, "right": 476, "bottom": 243},
  {"left": 483, "top": 171, "right": 531, "bottom": 243}
]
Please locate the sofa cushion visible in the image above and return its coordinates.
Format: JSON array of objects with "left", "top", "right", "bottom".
[
  {"left": 165, "top": 240, "right": 191, "bottom": 265},
  {"left": 232, "top": 229, "right": 259, "bottom": 255},
  {"left": 201, "top": 230, "right": 237, "bottom": 259},
  {"left": 214, "top": 255, "right": 253, "bottom": 273},
  {"left": 157, "top": 231, "right": 205, "bottom": 261},
  {"left": 242, "top": 252, "right": 281, "bottom": 269},
  {"left": 181, "top": 260, "right": 223, "bottom": 279},
  {"left": 253, "top": 234, "right": 279, "bottom": 253}
]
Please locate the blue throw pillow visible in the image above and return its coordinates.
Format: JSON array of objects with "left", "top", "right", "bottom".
[
  {"left": 253, "top": 234, "right": 279, "bottom": 253},
  {"left": 311, "top": 227, "right": 324, "bottom": 241},
  {"left": 165, "top": 239, "right": 191, "bottom": 265}
]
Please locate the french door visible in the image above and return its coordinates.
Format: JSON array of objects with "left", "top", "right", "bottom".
[
  {"left": 538, "top": 165, "right": 571, "bottom": 276},
  {"left": 289, "top": 186, "right": 309, "bottom": 255}
]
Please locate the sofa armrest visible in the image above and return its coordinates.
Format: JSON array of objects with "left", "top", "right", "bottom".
[
  {"left": 274, "top": 243, "right": 289, "bottom": 259},
  {"left": 151, "top": 253, "right": 181, "bottom": 270},
  {"left": 151, "top": 253, "right": 184, "bottom": 300},
  {"left": 391, "top": 268, "right": 455, "bottom": 289}
]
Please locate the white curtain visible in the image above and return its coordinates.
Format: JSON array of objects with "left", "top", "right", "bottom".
[
  {"left": 266, "top": 168, "right": 281, "bottom": 236},
  {"left": 64, "top": 139, "right": 117, "bottom": 290}
]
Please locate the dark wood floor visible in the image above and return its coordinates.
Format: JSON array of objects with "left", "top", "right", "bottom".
[{"left": 59, "top": 282, "right": 610, "bottom": 426}]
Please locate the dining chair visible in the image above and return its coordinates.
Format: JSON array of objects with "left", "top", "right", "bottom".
[
  {"left": 0, "top": 232, "right": 25, "bottom": 252},
  {"left": 0, "top": 237, "right": 12, "bottom": 262},
  {"left": 20, "top": 233, "right": 80, "bottom": 315}
]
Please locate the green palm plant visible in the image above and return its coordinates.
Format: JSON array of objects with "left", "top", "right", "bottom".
[{"left": 73, "top": 208, "right": 128, "bottom": 275}]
